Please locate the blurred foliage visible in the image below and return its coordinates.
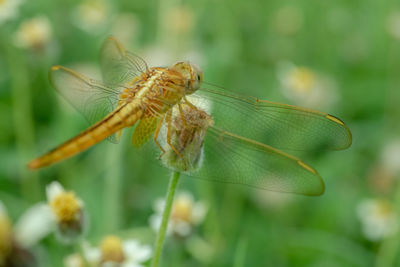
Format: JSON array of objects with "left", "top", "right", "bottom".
[{"left": 1, "top": 0, "right": 400, "bottom": 266}]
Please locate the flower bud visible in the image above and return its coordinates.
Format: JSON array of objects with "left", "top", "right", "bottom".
[{"left": 161, "top": 103, "right": 213, "bottom": 172}]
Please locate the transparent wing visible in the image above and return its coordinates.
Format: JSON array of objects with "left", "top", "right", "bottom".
[
  {"left": 187, "top": 126, "right": 324, "bottom": 196},
  {"left": 191, "top": 83, "right": 352, "bottom": 151},
  {"left": 131, "top": 117, "right": 159, "bottom": 148},
  {"left": 100, "top": 36, "right": 148, "bottom": 85},
  {"left": 49, "top": 65, "right": 124, "bottom": 143}
]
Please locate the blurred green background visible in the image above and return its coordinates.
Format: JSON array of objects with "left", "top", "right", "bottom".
[{"left": 1, "top": 0, "right": 400, "bottom": 266}]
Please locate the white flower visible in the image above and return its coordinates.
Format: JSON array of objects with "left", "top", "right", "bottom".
[
  {"left": 277, "top": 61, "right": 339, "bottom": 109},
  {"left": 45, "top": 181, "right": 86, "bottom": 244},
  {"left": 0, "top": 0, "right": 23, "bottom": 25},
  {"left": 357, "top": 198, "right": 398, "bottom": 241},
  {"left": 13, "top": 15, "right": 52, "bottom": 49},
  {"left": 80, "top": 236, "right": 152, "bottom": 267},
  {"left": 72, "top": 0, "right": 111, "bottom": 34},
  {"left": 46, "top": 181, "right": 84, "bottom": 222},
  {"left": 0, "top": 182, "right": 87, "bottom": 262},
  {"left": 149, "top": 191, "right": 207, "bottom": 237},
  {"left": 386, "top": 12, "right": 400, "bottom": 40},
  {"left": 1, "top": 182, "right": 86, "bottom": 251}
]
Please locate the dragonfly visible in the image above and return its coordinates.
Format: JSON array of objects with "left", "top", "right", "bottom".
[{"left": 28, "top": 37, "right": 352, "bottom": 196}]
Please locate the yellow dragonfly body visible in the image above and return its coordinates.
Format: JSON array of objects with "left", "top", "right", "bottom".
[
  {"left": 28, "top": 37, "right": 352, "bottom": 196},
  {"left": 28, "top": 37, "right": 203, "bottom": 169}
]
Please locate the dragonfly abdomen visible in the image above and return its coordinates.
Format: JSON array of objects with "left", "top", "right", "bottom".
[{"left": 28, "top": 100, "right": 143, "bottom": 169}]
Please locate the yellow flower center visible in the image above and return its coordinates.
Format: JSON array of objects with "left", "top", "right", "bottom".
[
  {"left": 0, "top": 216, "right": 12, "bottom": 264},
  {"left": 171, "top": 199, "right": 193, "bottom": 222},
  {"left": 289, "top": 67, "right": 316, "bottom": 93},
  {"left": 100, "top": 235, "right": 124, "bottom": 263},
  {"left": 15, "top": 17, "right": 51, "bottom": 49},
  {"left": 50, "top": 192, "right": 81, "bottom": 222}
]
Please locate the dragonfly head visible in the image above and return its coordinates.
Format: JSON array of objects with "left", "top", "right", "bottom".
[{"left": 170, "top": 62, "right": 203, "bottom": 94}]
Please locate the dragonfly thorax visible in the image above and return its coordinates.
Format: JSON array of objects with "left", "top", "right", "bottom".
[{"left": 121, "top": 63, "right": 204, "bottom": 117}]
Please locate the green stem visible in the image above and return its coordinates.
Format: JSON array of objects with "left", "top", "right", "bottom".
[{"left": 151, "top": 171, "right": 181, "bottom": 267}]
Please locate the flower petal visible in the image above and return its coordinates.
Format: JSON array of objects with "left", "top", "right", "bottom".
[
  {"left": 82, "top": 241, "right": 101, "bottom": 264},
  {"left": 46, "top": 181, "right": 65, "bottom": 202},
  {"left": 14, "top": 203, "right": 55, "bottom": 247},
  {"left": 123, "top": 240, "right": 152, "bottom": 262},
  {"left": 153, "top": 198, "right": 165, "bottom": 213},
  {"left": 192, "top": 202, "right": 207, "bottom": 224},
  {"left": 174, "top": 221, "right": 191, "bottom": 237}
]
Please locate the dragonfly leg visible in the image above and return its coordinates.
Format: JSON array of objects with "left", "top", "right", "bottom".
[
  {"left": 178, "top": 104, "right": 189, "bottom": 128},
  {"left": 162, "top": 84, "right": 180, "bottom": 94},
  {"left": 156, "top": 84, "right": 179, "bottom": 95},
  {"left": 154, "top": 115, "right": 166, "bottom": 159},
  {"left": 166, "top": 110, "right": 187, "bottom": 170},
  {"left": 147, "top": 105, "right": 161, "bottom": 118},
  {"left": 183, "top": 97, "right": 199, "bottom": 111}
]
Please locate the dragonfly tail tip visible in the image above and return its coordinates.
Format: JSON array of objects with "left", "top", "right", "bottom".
[{"left": 27, "top": 159, "right": 40, "bottom": 170}]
